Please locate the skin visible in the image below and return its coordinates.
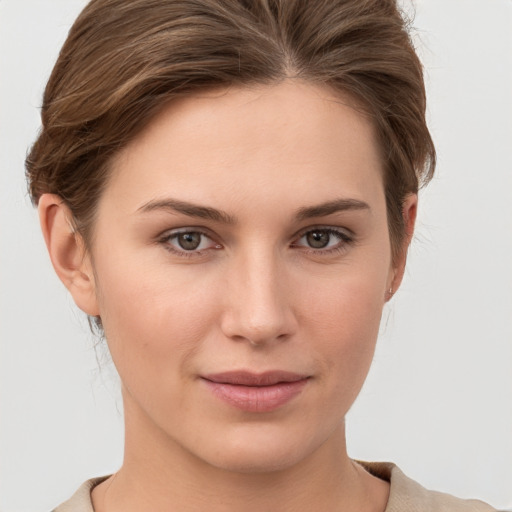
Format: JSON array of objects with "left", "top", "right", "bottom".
[{"left": 39, "top": 80, "right": 416, "bottom": 512}]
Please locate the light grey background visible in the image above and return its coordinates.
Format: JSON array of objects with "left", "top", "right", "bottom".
[{"left": 1, "top": 1, "right": 511, "bottom": 510}]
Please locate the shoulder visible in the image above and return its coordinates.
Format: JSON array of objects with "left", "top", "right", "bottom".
[
  {"left": 52, "top": 476, "right": 108, "bottom": 512},
  {"left": 52, "top": 466, "right": 498, "bottom": 512},
  {"left": 359, "top": 461, "right": 497, "bottom": 512}
]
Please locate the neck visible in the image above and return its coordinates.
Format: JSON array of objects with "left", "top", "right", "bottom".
[{"left": 92, "top": 393, "right": 388, "bottom": 512}]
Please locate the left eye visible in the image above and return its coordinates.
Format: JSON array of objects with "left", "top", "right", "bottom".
[
  {"left": 295, "top": 228, "right": 351, "bottom": 250},
  {"left": 162, "top": 230, "right": 219, "bottom": 253}
]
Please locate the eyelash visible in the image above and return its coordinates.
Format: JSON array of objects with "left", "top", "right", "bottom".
[
  {"left": 157, "top": 229, "right": 221, "bottom": 259},
  {"left": 291, "top": 227, "right": 354, "bottom": 255},
  {"left": 157, "top": 226, "right": 354, "bottom": 258}
]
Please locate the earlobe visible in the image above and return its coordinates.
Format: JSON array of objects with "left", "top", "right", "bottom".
[
  {"left": 387, "top": 193, "right": 418, "bottom": 300},
  {"left": 38, "top": 194, "right": 100, "bottom": 316}
]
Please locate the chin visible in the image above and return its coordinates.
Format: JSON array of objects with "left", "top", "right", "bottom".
[
  {"left": 208, "top": 445, "right": 306, "bottom": 474},
  {"left": 190, "top": 421, "right": 335, "bottom": 475}
]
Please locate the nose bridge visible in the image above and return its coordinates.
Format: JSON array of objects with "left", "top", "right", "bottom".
[{"left": 221, "top": 242, "right": 295, "bottom": 345}]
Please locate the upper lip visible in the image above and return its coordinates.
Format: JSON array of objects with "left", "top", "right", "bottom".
[{"left": 202, "top": 370, "right": 309, "bottom": 386}]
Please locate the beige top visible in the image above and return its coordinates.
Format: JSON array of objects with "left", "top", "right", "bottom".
[{"left": 53, "top": 461, "right": 496, "bottom": 512}]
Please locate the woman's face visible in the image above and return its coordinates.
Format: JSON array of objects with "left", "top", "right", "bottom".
[{"left": 83, "top": 81, "right": 406, "bottom": 472}]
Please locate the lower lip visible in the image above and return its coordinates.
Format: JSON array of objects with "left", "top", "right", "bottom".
[{"left": 202, "top": 379, "right": 309, "bottom": 413}]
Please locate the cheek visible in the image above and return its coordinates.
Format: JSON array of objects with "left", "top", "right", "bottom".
[
  {"left": 93, "top": 256, "right": 221, "bottom": 384},
  {"left": 299, "top": 263, "right": 388, "bottom": 392}
]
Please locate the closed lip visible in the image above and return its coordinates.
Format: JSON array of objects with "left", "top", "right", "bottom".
[
  {"left": 200, "top": 371, "right": 310, "bottom": 412},
  {"left": 201, "top": 370, "right": 310, "bottom": 386}
]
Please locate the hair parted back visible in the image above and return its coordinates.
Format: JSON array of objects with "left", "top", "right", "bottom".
[{"left": 26, "top": 0, "right": 435, "bottom": 261}]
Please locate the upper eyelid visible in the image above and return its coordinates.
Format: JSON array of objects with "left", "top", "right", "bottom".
[
  {"left": 158, "top": 226, "right": 216, "bottom": 240},
  {"left": 293, "top": 225, "right": 354, "bottom": 240}
]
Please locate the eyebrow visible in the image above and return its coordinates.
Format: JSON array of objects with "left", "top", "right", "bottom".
[
  {"left": 137, "top": 197, "right": 370, "bottom": 224},
  {"left": 137, "top": 198, "right": 237, "bottom": 224},
  {"left": 295, "top": 198, "right": 370, "bottom": 220}
]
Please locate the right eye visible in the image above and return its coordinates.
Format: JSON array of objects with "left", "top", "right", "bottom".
[{"left": 159, "top": 229, "right": 221, "bottom": 256}]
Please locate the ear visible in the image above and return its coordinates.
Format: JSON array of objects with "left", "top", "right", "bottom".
[
  {"left": 38, "top": 194, "right": 100, "bottom": 316},
  {"left": 387, "top": 193, "right": 418, "bottom": 300}
]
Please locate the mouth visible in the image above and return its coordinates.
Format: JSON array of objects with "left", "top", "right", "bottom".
[{"left": 200, "top": 371, "right": 310, "bottom": 412}]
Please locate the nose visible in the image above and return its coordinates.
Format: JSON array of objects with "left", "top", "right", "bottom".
[{"left": 219, "top": 247, "right": 297, "bottom": 346}]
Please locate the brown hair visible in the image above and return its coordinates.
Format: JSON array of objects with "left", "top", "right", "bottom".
[{"left": 26, "top": 0, "right": 435, "bottom": 262}]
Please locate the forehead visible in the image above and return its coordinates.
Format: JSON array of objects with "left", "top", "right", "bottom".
[{"left": 105, "top": 80, "right": 384, "bottom": 213}]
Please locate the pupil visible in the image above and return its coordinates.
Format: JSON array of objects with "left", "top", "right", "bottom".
[
  {"left": 307, "top": 230, "right": 329, "bottom": 248},
  {"left": 178, "top": 232, "right": 201, "bottom": 250}
]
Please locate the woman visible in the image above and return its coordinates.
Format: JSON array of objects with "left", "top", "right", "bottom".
[{"left": 19, "top": 0, "right": 502, "bottom": 510}]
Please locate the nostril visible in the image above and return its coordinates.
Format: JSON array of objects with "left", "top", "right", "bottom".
[
  {"left": 219, "top": 266, "right": 298, "bottom": 344},
  {"left": 221, "top": 317, "right": 294, "bottom": 346}
]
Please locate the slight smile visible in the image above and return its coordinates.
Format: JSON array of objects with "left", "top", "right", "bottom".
[{"left": 201, "top": 371, "right": 311, "bottom": 413}]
